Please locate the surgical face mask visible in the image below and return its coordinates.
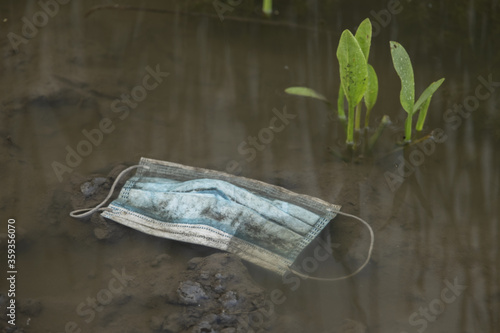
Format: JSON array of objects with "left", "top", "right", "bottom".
[{"left": 70, "top": 157, "right": 373, "bottom": 280}]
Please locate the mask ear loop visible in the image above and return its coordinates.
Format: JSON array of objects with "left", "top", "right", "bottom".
[
  {"left": 69, "top": 165, "right": 150, "bottom": 219},
  {"left": 288, "top": 210, "right": 374, "bottom": 281}
]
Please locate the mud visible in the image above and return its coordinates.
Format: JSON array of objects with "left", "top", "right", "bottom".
[{"left": 2, "top": 1, "right": 499, "bottom": 333}]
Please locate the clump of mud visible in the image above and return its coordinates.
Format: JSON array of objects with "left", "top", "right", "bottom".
[
  {"left": 79, "top": 252, "right": 284, "bottom": 333},
  {"left": 150, "top": 253, "right": 272, "bottom": 333}
]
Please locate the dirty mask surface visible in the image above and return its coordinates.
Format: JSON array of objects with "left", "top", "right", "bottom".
[{"left": 70, "top": 158, "right": 372, "bottom": 278}]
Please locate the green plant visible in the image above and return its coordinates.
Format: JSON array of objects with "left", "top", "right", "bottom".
[
  {"left": 337, "top": 26, "right": 367, "bottom": 144},
  {"left": 390, "top": 41, "right": 445, "bottom": 143},
  {"left": 285, "top": 18, "right": 386, "bottom": 150},
  {"left": 285, "top": 18, "right": 445, "bottom": 155}
]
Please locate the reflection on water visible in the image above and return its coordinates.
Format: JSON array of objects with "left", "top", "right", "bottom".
[{"left": 1, "top": 0, "right": 499, "bottom": 332}]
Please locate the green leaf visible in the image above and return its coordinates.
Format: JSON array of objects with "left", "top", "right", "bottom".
[
  {"left": 415, "top": 96, "right": 432, "bottom": 131},
  {"left": 285, "top": 87, "right": 329, "bottom": 103},
  {"left": 337, "top": 30, "right": 368, "bottom": 108},
  {"left": 390, "top": 41, "right": 415, "bottom": 114},
  {"left": 355, "top": 18, "right": 372, "bottom": 61},
  {"left": 364, "top": 64, "right": 378, "bottom": 112},
  {"left": 413, "top": 78, "right": 445, "bottom": 113}
]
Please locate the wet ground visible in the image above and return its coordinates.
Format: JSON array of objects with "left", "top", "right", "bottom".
[{"left": 1, "top": 0, "right": 499, "bottom": 332}]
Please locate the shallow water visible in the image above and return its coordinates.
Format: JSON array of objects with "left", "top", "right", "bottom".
[{"left": 1, "top": 0, "right": 499, "bottom": 332}]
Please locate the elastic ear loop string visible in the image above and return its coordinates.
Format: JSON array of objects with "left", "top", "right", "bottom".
[
  {"left": 69, "top": 165, "right": 150, "bottom": 219},
  {"left": 288, "top": 210, "right": 374, "bottom": 281}
]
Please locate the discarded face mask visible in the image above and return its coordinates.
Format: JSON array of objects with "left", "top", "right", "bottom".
[{"left": 70, "top": 157, "right": 374, "bottom": 280}]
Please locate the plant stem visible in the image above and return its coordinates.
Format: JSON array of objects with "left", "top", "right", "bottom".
[
  {"left": 365, "top": 107, "right": 372, "bottom": 129},
  {"left": 355, "top": 103, "right": 361, "bottom": 132},
  {"left": 405, "top": 114, "right": 412, "bottom": 143},
  {"left": 337, "top": 86, "right": 346, "bottom": 122},
  {"left": 415, "top": 96, "right": 432, "bottom": 131},
  {"left": 378, "top": 133, "right": 433, "bottom": 159},
  {"left": 262, "top": 0, "right": 272, "bottom": 17},
  {"left": 347, "top": 103, "right": 355, "bottom": 144}
]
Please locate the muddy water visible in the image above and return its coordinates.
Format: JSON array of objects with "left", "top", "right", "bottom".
[{"left": 1, "top": 1, "right": 499, "bottom": 332}]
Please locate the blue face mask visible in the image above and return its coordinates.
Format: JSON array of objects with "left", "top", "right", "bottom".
[{"left": 70, "top": 158, "right": 373, "bottom": 280}]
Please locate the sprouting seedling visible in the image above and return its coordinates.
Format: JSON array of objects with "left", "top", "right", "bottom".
[
  {"left": 284, "top": 21, "right": 373, "bottom": 139},
  {"left": 390, "top": 41, "right": 445, "bottom": 143},
  {"left": 336, "top": 29, "right": 367, "bottom": 144},
  {"left": 285, "top": 18, "right": 389, "bottom": 152},
  {"left": 336, "top": 18, "right": 384, "bottom": 145}
]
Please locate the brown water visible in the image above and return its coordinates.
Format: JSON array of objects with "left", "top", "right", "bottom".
[{"left": 1, "top": 1, "right": 499, "bottom": 332}]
